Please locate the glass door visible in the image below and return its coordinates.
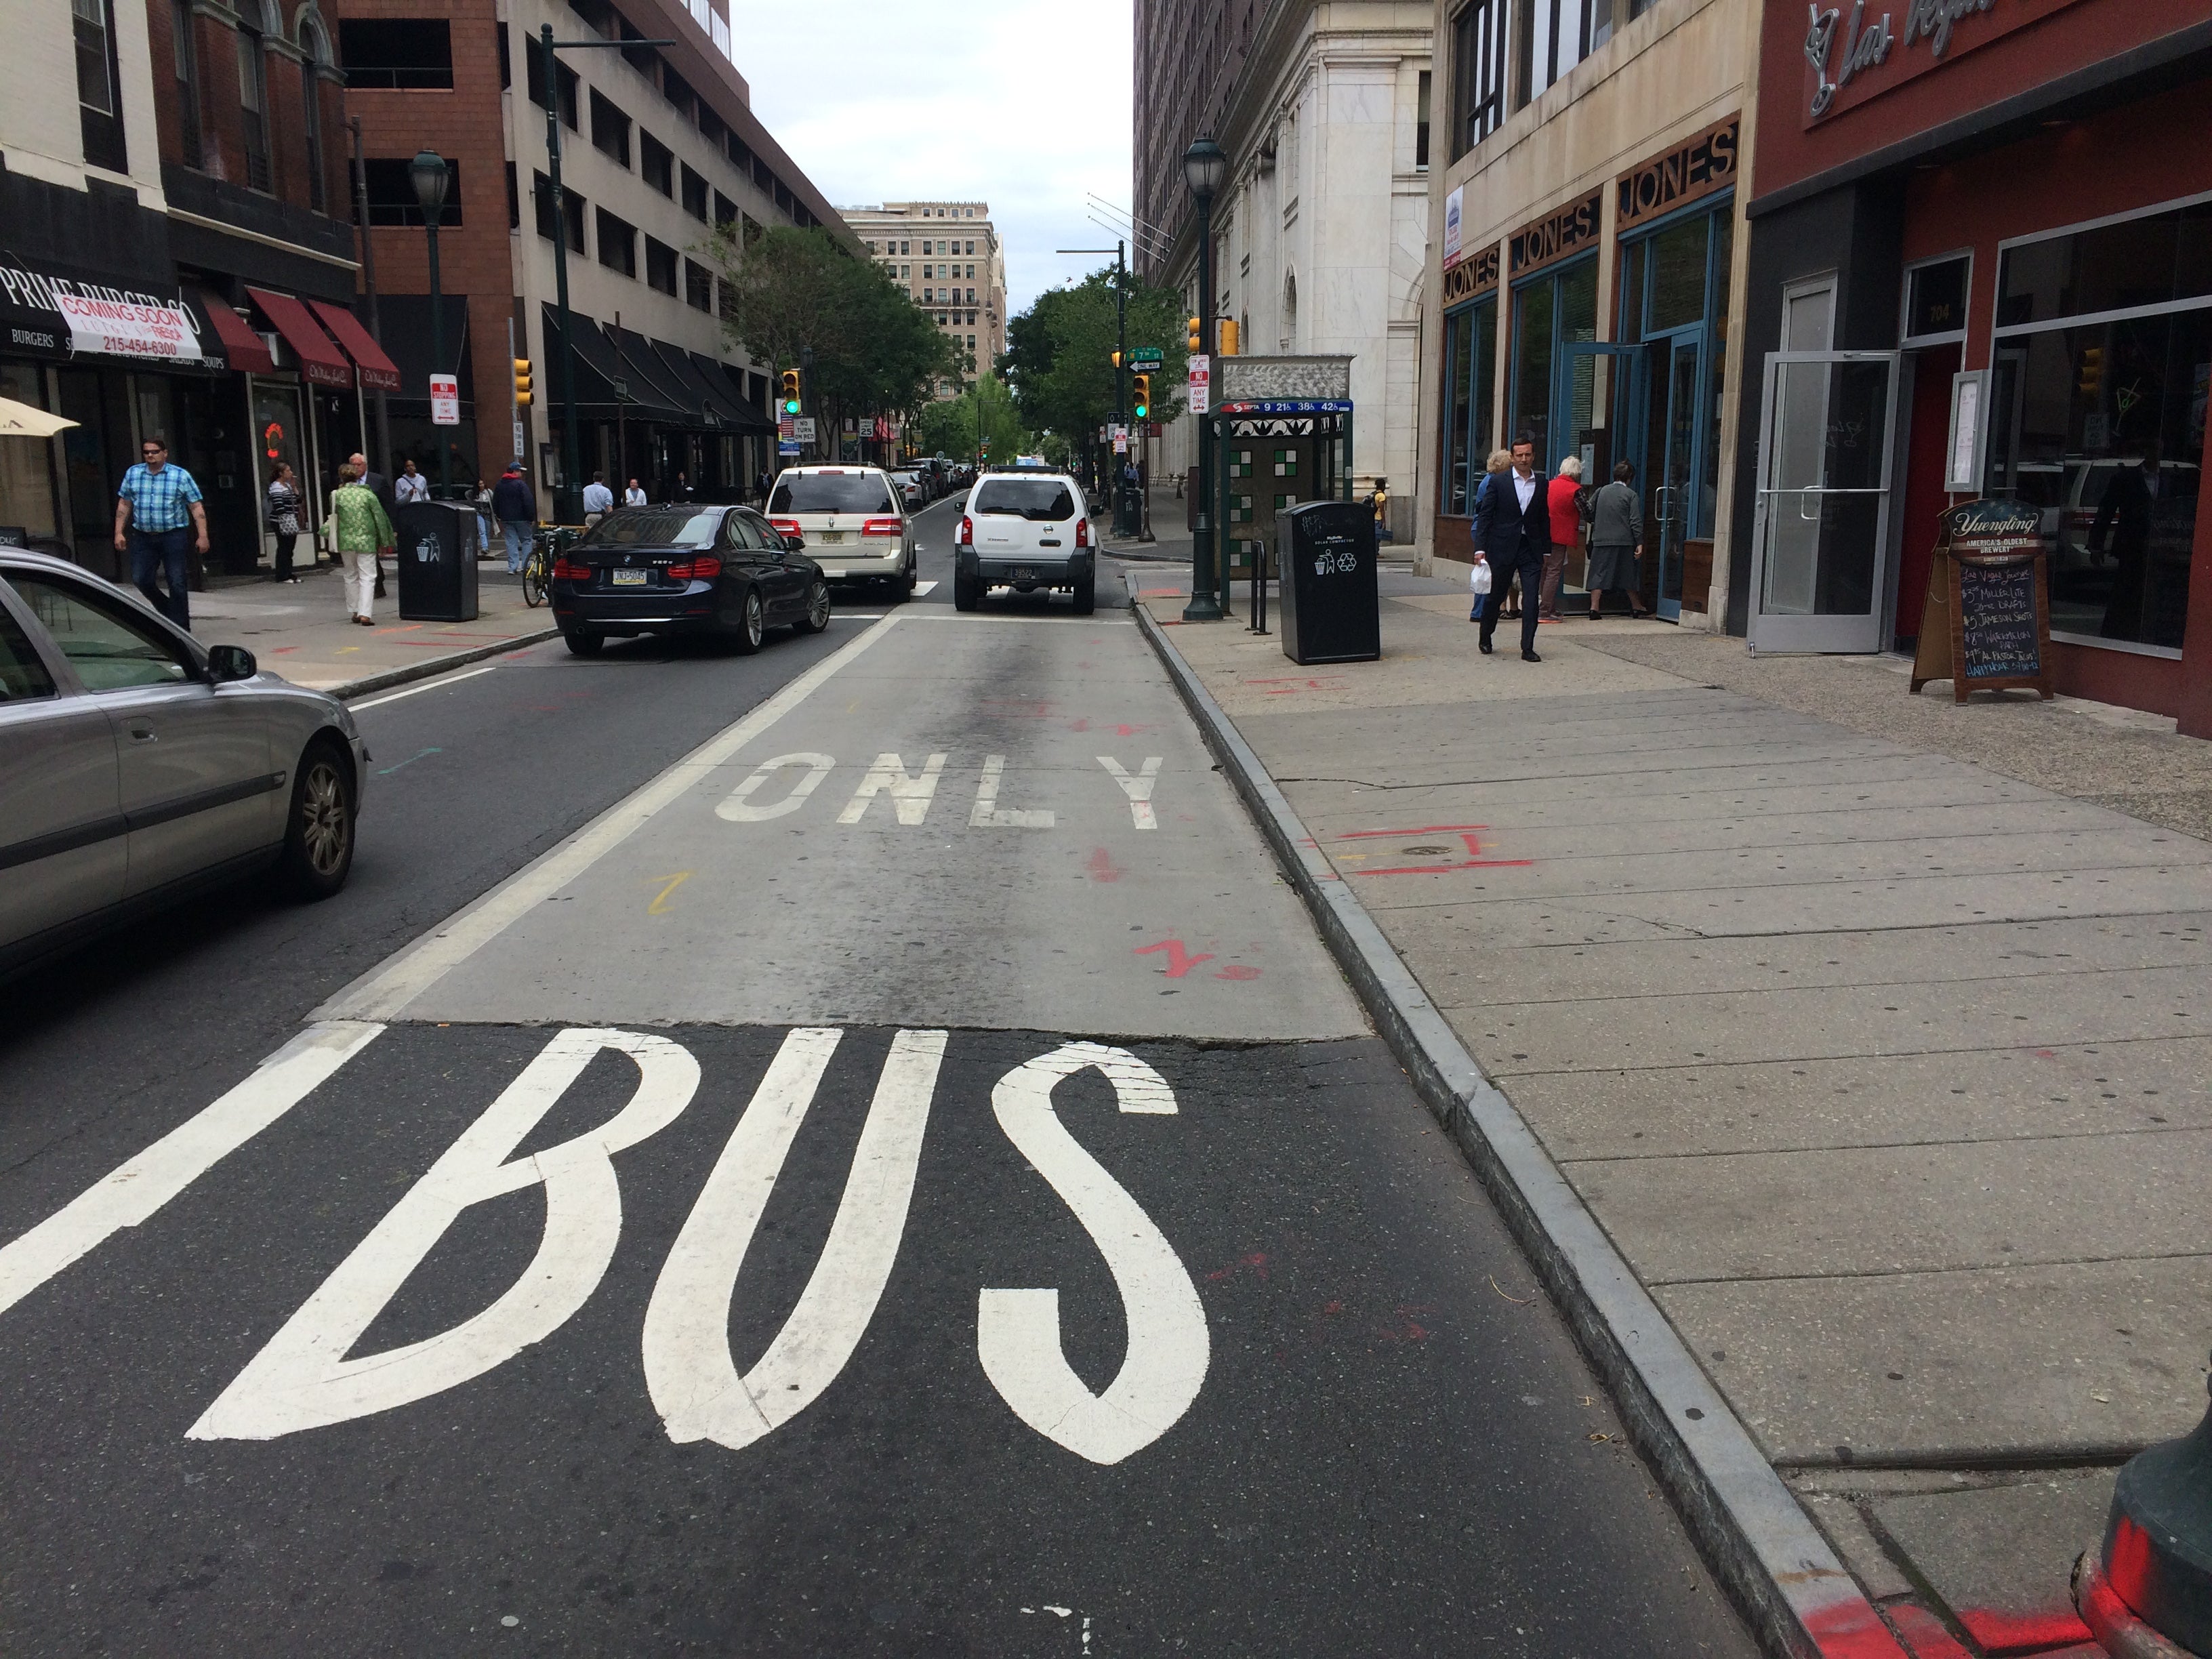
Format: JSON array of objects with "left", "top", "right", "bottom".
[
  {"left": 1640, "top": 334, "right": 1704, "bottom": 621},
  {"left": 1748, "top": 351, "right": 1902, "bottom": 653},
  {"left": 1561, "top": 342, "right": 1642, "bottom": 615}
]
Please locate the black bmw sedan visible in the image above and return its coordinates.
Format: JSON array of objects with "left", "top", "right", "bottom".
[{"left": 550, "top": 504, "right": 831, "bottom": 657}]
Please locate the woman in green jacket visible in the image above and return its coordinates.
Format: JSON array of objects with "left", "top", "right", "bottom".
[{"left": 327, "top": 461, "right": 395, "bottom": 625}]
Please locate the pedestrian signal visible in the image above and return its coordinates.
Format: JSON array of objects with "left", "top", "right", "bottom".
[
  {"left": 513, "top": 358, "right": 533, "bottom": 407},
  {"left": 1132, "top": 373, "right": 1151, "bottom": 421},
  {"left": 779, "top": 368, "right": 802, "bottom": 415},
  {"left": 1187, "top": 315, "right": 1202, "bottom": 352},
  {"left": 1111, "top": 350, "right": 1122, "bottom": 368}
]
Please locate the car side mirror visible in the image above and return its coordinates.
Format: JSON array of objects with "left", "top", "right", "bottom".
[
  {"left": 207, "top": 644, "right": 258, "bottom": 683},
  {"left": 780, "top": 533, "right": 806, "bottom": 554}
]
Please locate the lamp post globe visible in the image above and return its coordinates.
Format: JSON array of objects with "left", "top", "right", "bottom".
[
  {"left": 408, "top": 148, "right": 449, "bottom": 222},
  {"left": 1181, "top": 136, "right": 1228, "bottom": 204},
  {"left": 1181, "top": 134, "right": 1228, "bottom": 621}
]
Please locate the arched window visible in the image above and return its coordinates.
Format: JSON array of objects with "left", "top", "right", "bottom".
[
  {"left": 237, "top": 3, "right": 272, "bottom": 191},
  {"left": 298, "top": 12, "right": 329, "bottom": 211}
]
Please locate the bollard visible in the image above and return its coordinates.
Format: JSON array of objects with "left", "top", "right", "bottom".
[{"left": 2078, "top": 1351, "right": 2212, "bottom": 1658}]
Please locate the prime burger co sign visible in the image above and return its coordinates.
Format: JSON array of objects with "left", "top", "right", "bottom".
[
  {"left": 0, "top": 262, "right": 207, "bottom": 365},
  {"left": 1803, "top": 0, "right": 2091, "bottom": 123}
]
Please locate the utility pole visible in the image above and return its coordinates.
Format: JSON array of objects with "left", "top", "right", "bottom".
[{"left": 348, "top": 117, "right": 391, "bottom": 477}]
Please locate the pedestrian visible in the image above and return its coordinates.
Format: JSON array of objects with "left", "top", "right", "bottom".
[
  {"left": 327, "top": 460, "right": 394, "bottom": 626},
  {"left": 626, "top": 477, "right": 648, "bottom": 508},
  {"left": 674, "top": 471, "right": 694, "bottom": 502},
  {"left": 1469, "top": 449, "right": 1512, "bottom": 622},
  {"left": 348, "top": 453, "right": 392, "bottom": 598},
  {"left": 1585, "top": 459, "right": 1651, "bottom": 619},
  {"left": 2092, "top": 437, "right": 2167, "bottom": 642},
  {"left": 112, "top": 436, "right": 208, "bottom": 629},
  {"left": 491, "top": 461, "right": 537, "bottom": 575},
  {"left": 265, "top": 462, "right": 304, "bottom": 583},
  {"left": 1542, "top": 455, "right": 1583, "bottom": 622},
  {"left": 581, "top": 471, "right": 613, "bottom": 526},
  {"left": 472, "top": 476, "right": 495, "bottom": 556},
  {"left": 755, "top": 469, "right": 771, "bottom": 507},
  {"left": 1370, "top": 477, "right": 1392, "bottom": 544},
  {"left": 393, "top": 457, "right": 430, "bottom": 505},
  {"left": 1473, "top": 432, "right": 1551, "bottom": 663}
]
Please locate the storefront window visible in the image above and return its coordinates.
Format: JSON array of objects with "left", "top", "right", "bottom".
[
  {"left": 1996, "top": 197, "right": 2212, "bottom": 329},
  {"left": 1511, "top": 258, "right": 1595, "bottom": 464},
  {"left": 0, "top": 364, "right": 60, "bottom": 541},
  {"left": 1439, "top": 298, "right": 1496, "bottom": 514}
]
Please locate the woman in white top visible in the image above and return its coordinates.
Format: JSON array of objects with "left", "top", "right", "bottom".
[{"left": 265, "top": 463, "right": 303, "bottom": 583}]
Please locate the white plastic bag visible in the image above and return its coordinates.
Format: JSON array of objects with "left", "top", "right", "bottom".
[{"left": 1469, "top": 559, "right": 1492, "bottom": 596}]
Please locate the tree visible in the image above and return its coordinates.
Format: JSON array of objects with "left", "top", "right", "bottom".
[
  {"left": 912, "top": 375, "right": 1033, "bottom": 465},
  {"left": 1002, "top": 267, "right": 1190, "bottom": 448},
  {"left": 706, "top": 224, "right": 958, "bottom": 457}
]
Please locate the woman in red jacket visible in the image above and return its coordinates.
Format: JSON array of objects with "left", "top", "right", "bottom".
[{"left": 1542, "top": 455, "right": 1585, "bottom": 622}]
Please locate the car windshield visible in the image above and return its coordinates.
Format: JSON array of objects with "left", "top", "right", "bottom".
[
  {"left": 582, "top": 510, "right": 722, "bottom": 549},
  {"left": 769, "top": 473, "right": 895, "bottom": 514},
  {"left": 973, "top": 478, "right": 1076, "bottom": 521}
]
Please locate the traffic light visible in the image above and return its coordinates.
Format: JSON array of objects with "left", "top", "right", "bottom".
[
  {"left": 1187, "top": 315, "right": 1202, "bottom": 352},
  {"left": 1110, "top": 350, "right": 1122, "bottom": 368},
  {"left": 1218, "top": 319, "right": 1240, "bottom": 356},
  {"left": 512, "top": 358, "right": 533, "bottom": 407},
  {"left": 1132, "top": 373, "right": 1151, "bottom": 421},
  {"left": 2077, "top": 346, "right": 2104, "bottom": 400},
  {"left": 779, "top": 368, "right": 802, "bottom": 415}
]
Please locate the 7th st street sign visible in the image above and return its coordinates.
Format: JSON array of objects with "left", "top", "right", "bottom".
[{"left": 1129, "top": 346, "right": 1163, "bottom": 367}]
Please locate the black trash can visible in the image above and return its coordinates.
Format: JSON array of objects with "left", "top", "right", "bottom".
[
  {"left": 1276, "top": 499, "right": 1379, "bottom": 665},
  {"left": 394, "top": 501, "right": 480, "bottom": 621}
]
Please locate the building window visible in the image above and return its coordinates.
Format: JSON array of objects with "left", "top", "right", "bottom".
[
  {"left": 533, "top": 170, "right": 583, "bottom": 253},
  {"left": 506, "top": 160, "right": 518, "bottom": 229},
  {"left": 1519, "top": 0, "right": 1610, "bottom": 105},
  {"left": 1902, "top": 254, "right": 1970, "bottom": 345},
  {"left": 589, "top": 91, "right": 631, "bottom": 168},
  {"left": 170, "top": 0, "right": 201, "bottom": 167},
  {"left": 525, "top": 34, "right": 578, "bottom": 129},
  {"left": 237, "top": 16, "right": 271, "bottom": 192},
  {"left": 640, "top": 131, "right": 672, "bottom": 197},
  {"left": 714, "top": 190, "right": 737, "bottom": 230},
  {"left": 360, "top": 157, "right": 464, "bottom": 226},
  {"left": 1439, "top": 298, "right": 1498, "bottom": 515},
  {"left": 1416, "top": 70, "right": 1431, "bottom": 170},
  {"left": 299, "top": 21, "right": 330, "bottom": 212},
  {"left": 75, "top": 0, "right": 127, "bottom": 172},
  {"left": 1448, "top": 0, "right": 1507, "bottom": 159},
  {"left": 596, "top": 208, "right": 636, "bottom": 277},
  {"left": 680, "top": 163, "right": 708, "bottom": 222},
  {"left": 337, "top": 18, "right": 453, "bottom": 89},
  {"left": 646, "top": 236, "right": 677, "bottom": 295},
  {"left": 684, "top": 258, "right": 713, "bottom": 312}
]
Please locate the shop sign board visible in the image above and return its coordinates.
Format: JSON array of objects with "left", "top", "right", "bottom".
[
  {"left": 0, "top": 258, "right": 208, "bottom": 365},
  {"left": 430, "top": 374, "right": 459, "bottom": 426},
  {"left": 1441, "top": 243, "right": 1500, "bottom": 308},
  {"left": 1616, "top": 118, "right": 1740, "bottom": 233},
  {"left": 1909, "top": 499, "right": 2053, "bottom": 702},
  {"left": 1507, "top": 192, "right": 1602, "bottom": 281},
  {"left": 1803, "top": 0, "right": 2091, "bottom": 125}
]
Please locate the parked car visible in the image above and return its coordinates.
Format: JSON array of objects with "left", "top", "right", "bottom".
[
  {"left": 0, "top": 548, "right": 368, "bottom": 978},
  {"left": 550, "top": 504, "right": 830, "bottom": 655},
  {"left": 954, "top": 467, "right": 1096, "bottom": 613},
  {"left": 890, "top": 471, "right": 926, "bottom": 511},
  {"left": 767, "top": 466, "right": 918, "bottom": 602}
]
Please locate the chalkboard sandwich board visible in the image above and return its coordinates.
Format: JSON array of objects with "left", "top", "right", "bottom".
[{"left": 1909, "top": 499, "right": 2053, "bottom": 703}]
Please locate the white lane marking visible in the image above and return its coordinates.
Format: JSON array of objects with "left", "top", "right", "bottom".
[
  {"left": 913, "top": 580, "right": 939, "bottom": 596},
  {"left": 645, "top": 1029, "right": 946, "bottom": 1450},
  {"left": 899, "top": 614, "right": 1136, "bottom": 625},
  {"left": 318, "top": 615, "right": 901, "bottom": 1021},
  {"left": 977, "top": 1042, "right": 1207, "bottom": 1465},
  {"left": 189, "top": 1028, "right": 699, "bottom": 1441},
  {"left": 718, "top": 752, "right": 835, "bottom": 822},
  {"left": 1097, "top": 756, "right": 1164, "bottom": 831},
  {"left": 0, "top": 1022, "right": 384, "bottom": 1323},
  {"left": 838, "top": 753, "right": 948, "bottom": 825},
  {"left": 970, "top": 754, "right": 1055, "bottom": 829},
  {"left": 348, "top": 663, "right": 501, "bottom": 711}
]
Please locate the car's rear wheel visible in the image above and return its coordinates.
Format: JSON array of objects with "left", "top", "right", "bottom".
[
  {"left": 954, "top": 572, "right": 979, "bottom": 611},
  {"left": 731, "top": 586, "right": 766, "bottom": 653},
  {"left": 1072, "top": 573, "right": 1097, "bottom": 615},
  {"left": 277, "top": 737, "right": 355, "bottom": 901},
  {"left": 563, "top": 628, "right": 603, "bottom": 657},
  {"left": 796, "top": 579, "right": 830, "bottom": 634}
]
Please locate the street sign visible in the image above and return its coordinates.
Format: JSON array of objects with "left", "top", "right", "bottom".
[
  {"left": 779, "top": 415, "right": 796, "bottom": 441},
  {"left": 1113, "top": 433, "right": 1128, "bottom": 455},
  {"left": 1187, "top": 354, "right": 1210, "bottom": 415},
  {"left": 794, "top": 417, "right": 817, "bottom": 443},
  {"left": 779, "top": 439, "right": 801, "bottom": 457},
  {"left": 512, "top": 419, "right": 525, "bottom": 459},
  {"left": 1129, "top": 346, "right": 1163, "bottom": 367},
  {"left": 430, "top": 373, "right": 459, "bottom": 427}
]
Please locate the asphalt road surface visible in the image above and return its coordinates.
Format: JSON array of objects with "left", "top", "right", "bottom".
[{"left": 0, "top": 499, "right": 1757, "bottom": 1656}]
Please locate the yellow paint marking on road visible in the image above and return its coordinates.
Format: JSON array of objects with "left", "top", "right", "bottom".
[
  {"left": 648, "top": 872, "right": 693, "bottom": 915},
  {"left": 337, "top": 645, "right": 360, "bottom": 654}
]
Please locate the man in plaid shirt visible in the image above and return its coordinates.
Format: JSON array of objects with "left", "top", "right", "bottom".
[{"left": 112, "top": 437, "right": 209, "bottom": 628}]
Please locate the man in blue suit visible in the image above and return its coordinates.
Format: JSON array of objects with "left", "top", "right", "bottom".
[{"left": 1473, "top": 432, "right": 1550, "bottom": 662}]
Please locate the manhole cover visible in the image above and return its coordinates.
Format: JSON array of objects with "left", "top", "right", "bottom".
[{"left": 1402, "top": 844, "right": 1452, "bottom": 855}]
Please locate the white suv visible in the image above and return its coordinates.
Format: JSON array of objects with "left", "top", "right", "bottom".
[
  {"left": 954, "top": 467, "right": 1095, "bottom": 613},
  {"left": 767, "top": 466, "right": 917, "bottom": 601}
]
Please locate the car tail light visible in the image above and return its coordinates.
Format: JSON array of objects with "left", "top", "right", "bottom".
[
  {"left": 553, "top": 556, "right": 592, "bottom": 581},
  {"left": 667, "top": 555, "right": 722, "bottom": 580},
  {"left": 770, "top": 518, "right": 802, "bottom": 537},
  {"left": 861, "top": 517, "right": 902, "bottom": 538},
  {"left": 1076, "top": 514, "right": 1090, "bottom": 548},
  {"left": 958, "top": 514, "right": 973, "bottom": 547}
]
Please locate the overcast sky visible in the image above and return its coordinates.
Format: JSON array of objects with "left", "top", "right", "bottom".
[{"left": 736, "top": 0, "right": 1135, "bottom": 316}]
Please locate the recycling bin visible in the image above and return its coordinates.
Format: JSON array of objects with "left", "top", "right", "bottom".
[
  {"left": 1276, "top": 499, "right": 1379, "bottom": 665},
  {"left": 394, "top": 500, "right": 479, "bottom": 621}
]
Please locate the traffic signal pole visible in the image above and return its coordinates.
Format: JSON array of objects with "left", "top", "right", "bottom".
[{"left": 1115, "top": 241, "right": 1136, "bottom": 539}]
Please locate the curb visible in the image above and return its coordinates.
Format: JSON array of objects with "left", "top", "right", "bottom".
[
  {"left": 1102, "top": 545, "right": 1193, "bottom": 563},
  {"left": 1132, "top": 595, "right": 1908, "bottom": 1659},
  {"left": 330, "top": 626, "right": 562, "bottom": 701}
]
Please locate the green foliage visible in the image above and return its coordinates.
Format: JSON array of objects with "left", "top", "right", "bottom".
[
  {"left": 706, "top": 224, "right": 959, "bottom": 446},
  {"left": 911, "top": 375, "right": 1033, "bottom": 463},
  {"left": 1002, "top": 267, "right": 1189, "bottom": 443}
]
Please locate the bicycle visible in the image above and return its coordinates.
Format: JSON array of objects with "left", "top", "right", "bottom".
[{"left": 520, "top": 531, "right": 550, "bottom": 608}]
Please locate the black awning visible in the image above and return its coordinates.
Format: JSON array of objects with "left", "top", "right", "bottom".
[
  {"left": 537, "top": 304, "right": 682, "bottom": 419},
  {"left": 610, "top": 324, "right": 703, "bottom": 425},
  {"left": 689, "top": 352, "right": 777, "bottom": 435}
]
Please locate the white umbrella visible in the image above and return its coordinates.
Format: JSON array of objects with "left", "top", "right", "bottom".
[{"left": 0, "top": 396, "right": 78, "bottom": 438}]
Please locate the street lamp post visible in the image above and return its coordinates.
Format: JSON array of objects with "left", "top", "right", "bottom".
[
  {"left": 409, "top": 148, "right": 450, "bottom": 493},
  {"left": 1181, "top": 135, "right": 1227, "bottom": 623}
]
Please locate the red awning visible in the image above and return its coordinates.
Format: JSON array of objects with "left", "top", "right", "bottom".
[
  {"left": 194, "top": 291, "right": 276, "bottom": 374},
  {"left": 308, "top": 300, "right": 403, "bottom": 394},
  {"left": 245, "top": 286, "right": 353, "bottom": 389}
]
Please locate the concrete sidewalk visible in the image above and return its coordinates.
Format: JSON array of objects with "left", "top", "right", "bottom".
[
  {"left": 1139, "top": 569, "right": 2212, "bottom": 1658},
  {"left": 190, "top": 559, "right": 558, "bottom": 697}
]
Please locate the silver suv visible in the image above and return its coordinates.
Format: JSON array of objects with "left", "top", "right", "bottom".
[
  {"left": 767, "top": 466, "right": 917, "bottom": 601},
  {"left": 954, "top": 468, "right": 1096, "bottom": 613}
]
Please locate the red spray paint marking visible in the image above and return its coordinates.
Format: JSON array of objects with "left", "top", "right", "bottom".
[
  {"left": 1883, "top": 1603, "right": 1972, "bottom": 1658},
  {"left": 2104, "top": 1515, "right": 2156, "bottom": 1612},
  {"left": 1113, "top": 722, "right": 1153, "bottom": 737},
  {"left": 271, "top": 645, "right": 299, "bottom": 655},
  {"left": 1955, "top": 1606, "right": 2092, "bottom": 1655},
  {"left": 1088, "top": 848, "right": 1125, "bottom": 883},
  {"left": 1245, "top": 675, "right": 1349, "bottom": 695},
  {"left": 1206, "top": 1252, "right": 1271, "bottom": 1283},
  {"left": 1333, "top": 823, "right": 1535, "bottom": 878},
  {"left": 1069, "top": 716, "right": 1091, "bottom": 733},
  {"left": 1214, "top": 964, "right": 1262, "bottom": 981},
  {"left": 1134, "top": 939, "right": 1214, "bottom": 978},
  {"left": 1797, "top": 1595, "right": 1914, "bottom": 1659}
]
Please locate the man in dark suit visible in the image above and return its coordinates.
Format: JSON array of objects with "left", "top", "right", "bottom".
[
  {"left": 1474, "top": 432, "right": 1551, "bottom": 661},
  {"left": 2091, "top": 438, "right": 2165, "bottom": 643}
]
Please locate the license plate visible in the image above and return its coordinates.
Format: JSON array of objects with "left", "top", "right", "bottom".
[
  {"left": 816, "top": 531, "right": 846, "bottom": 544},
  {"left": 820, "top": 568, "right": 848, "bottom": 579},
  {"left": 611, "top": 567, "right": 647, "bottom": 586},
  {"left": 1012, "top": 567, "right": 1038, "bottom": 581}
]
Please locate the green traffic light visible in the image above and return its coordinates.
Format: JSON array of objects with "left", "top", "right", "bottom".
[{"left": 783, "top": 398, "right": 800, "bottom": 415}]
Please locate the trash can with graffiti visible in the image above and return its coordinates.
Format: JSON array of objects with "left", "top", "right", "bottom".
[{"left": 1277, "top": 498, "right": 1379, "bottom": 665}]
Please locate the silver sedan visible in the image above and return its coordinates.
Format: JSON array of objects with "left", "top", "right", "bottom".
[{"left": 0, "top": 549, "right": 370, "bottom": 977}]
